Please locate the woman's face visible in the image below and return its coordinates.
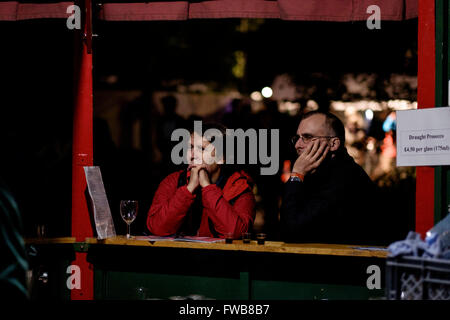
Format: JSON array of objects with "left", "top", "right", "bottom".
[{"left": 188, "top": 133, "right": 221, "bottom": 174}]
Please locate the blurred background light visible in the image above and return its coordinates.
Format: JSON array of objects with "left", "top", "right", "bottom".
[
  {"left": 250, "top": 91, "right": 263, "bottom": 101},
  {"left": 261, "top": 86, "right": 273, "bottom": 98},
  {"left": 365, "top": 109, "right": 374, "bottom": 120}
]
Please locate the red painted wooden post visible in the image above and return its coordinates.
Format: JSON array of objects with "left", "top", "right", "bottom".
[
  {"left": 416, "top": 0, "right": 435, "bottom": 237},
  {"left": 71, "top": 0, "right": 94, "bottom": 300}
]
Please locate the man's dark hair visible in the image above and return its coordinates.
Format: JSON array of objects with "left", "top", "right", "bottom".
[{"left": 300, "top": 110, "right": 346, "bottom": 146}]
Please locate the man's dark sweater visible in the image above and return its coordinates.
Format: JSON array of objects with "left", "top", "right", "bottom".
[{"left": 280, "top": 148, "right": 381, "bottom": 245}]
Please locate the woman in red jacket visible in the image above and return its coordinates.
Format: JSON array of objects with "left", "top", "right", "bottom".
[{"left": 147, "top": 123, "right": 256, "bottom": 239}]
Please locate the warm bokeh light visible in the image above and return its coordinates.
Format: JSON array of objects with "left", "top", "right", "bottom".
[
  {"left": 331, "top": 100, "right": 417, "bottom": 111},
  {"left": 365, "top": 109, "right": 374, "bottom": 120},
  {"left": 250, "top": 91, "right": 263, "bottom": 101},
  {"left": 261, "top": 87, "right": 273, "bottom": 98}
]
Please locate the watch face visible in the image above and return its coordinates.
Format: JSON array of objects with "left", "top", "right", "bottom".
[{"left": 289, "top": 176, "right": 301, "bottom": 182}]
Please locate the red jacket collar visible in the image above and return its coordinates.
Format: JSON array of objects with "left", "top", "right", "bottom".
[{"left": 222, "top": 171, "right": 253, "bottom": 202}]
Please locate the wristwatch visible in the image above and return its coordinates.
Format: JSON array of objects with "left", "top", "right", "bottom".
[
  {"left": 288, "top": 172, "right": 304, "bottom": 183},
  {"left": 288, "top": 176, "right": 302, "bottom": 182}
]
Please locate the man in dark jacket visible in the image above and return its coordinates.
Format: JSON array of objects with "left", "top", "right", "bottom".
[{"left": 280, "top": 111, "right": 380, "bottom": 245}]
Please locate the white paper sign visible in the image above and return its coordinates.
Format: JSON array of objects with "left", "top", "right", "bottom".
[
  {"left": 396, "top": 107, "right": 450, "bottom": 166},
  {"left": 84, "top": 166, "right": 116, "bottom": 239}
]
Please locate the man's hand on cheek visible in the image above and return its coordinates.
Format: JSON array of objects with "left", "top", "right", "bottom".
[{"left": 292, "top": 140, "right": 330, "bottom": 175}]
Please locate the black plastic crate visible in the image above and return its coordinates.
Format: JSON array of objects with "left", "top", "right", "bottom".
[{"left": 386, "top": 255, "right": 450, "bottom": 300}]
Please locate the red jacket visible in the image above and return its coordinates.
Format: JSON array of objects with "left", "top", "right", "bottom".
[{"left": 147, "top": 170, "right": 256, "bottom": 239}]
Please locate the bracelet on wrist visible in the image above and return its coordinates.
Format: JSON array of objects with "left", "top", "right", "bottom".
[{"left": 290, "top": 172, "right": 304, "bottom": 181}]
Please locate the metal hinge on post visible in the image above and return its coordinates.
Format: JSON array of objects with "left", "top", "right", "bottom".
[
  {"left": 75, "top": 153, "right": 92, "bottom": 166},
  {"left": 74, "top": 242, "right": 89, "bottom": 252}
]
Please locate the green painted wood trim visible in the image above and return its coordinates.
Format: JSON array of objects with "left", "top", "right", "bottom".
[
  {"left": 434, "top": 0, "right": 450, "bottom": 223},
  {"left": 93, "top": 268, "right": 104, "bottom": 300},
  {"left": 435, "top": 0, "right": 445, "bottom": 107},
  {"left": 446, "top": 0, "right": 450, "bottom": 218},
  {"left": 239, "top": 271, "right": 251, "bottom": 300},
  {"left": 73, "top": 242, "right": 89, "bottom": 252}
]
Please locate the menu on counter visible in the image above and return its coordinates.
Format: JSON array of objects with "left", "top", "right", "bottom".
[
  {"left": 134, "top": 235, "right": 225, "bottom": 243},
  {"left": 84, "top": 166, "right": 116, "bottom": 239}
]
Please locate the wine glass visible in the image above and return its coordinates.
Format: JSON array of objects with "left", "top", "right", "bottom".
[{"left": 120, "top": 200, "right": 138, "bottom": 239}]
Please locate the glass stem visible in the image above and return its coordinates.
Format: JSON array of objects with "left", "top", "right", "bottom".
[{"left": 127, "top": 223, "right": 131, "bottom": 239}]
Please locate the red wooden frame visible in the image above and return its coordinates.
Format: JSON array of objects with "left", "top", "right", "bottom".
[
  {"left": 416, "top": 0, "right": 435, "bottom": 238},
  {"left": 71, "top": 0, "right": 94, "bottom": 300}
]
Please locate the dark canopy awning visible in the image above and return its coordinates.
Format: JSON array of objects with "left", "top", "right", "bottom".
[
  {"left": 0, "top": 0, "right": 418, "bottom": 21},
  {"left": 0, "top": 1, "right": 73, "bottom": 20}
]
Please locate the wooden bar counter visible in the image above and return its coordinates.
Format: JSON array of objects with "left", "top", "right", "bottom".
[
  {"left": 26, "top": 237, "right": 387, "bottom": 300},
  {"left": 85, "top": 237, "right": 388, "bottom": 258}
]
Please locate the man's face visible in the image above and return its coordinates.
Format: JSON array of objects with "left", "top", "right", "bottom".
[{"left": 295, "top": 114, "right": 333, "bottom": 156}]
